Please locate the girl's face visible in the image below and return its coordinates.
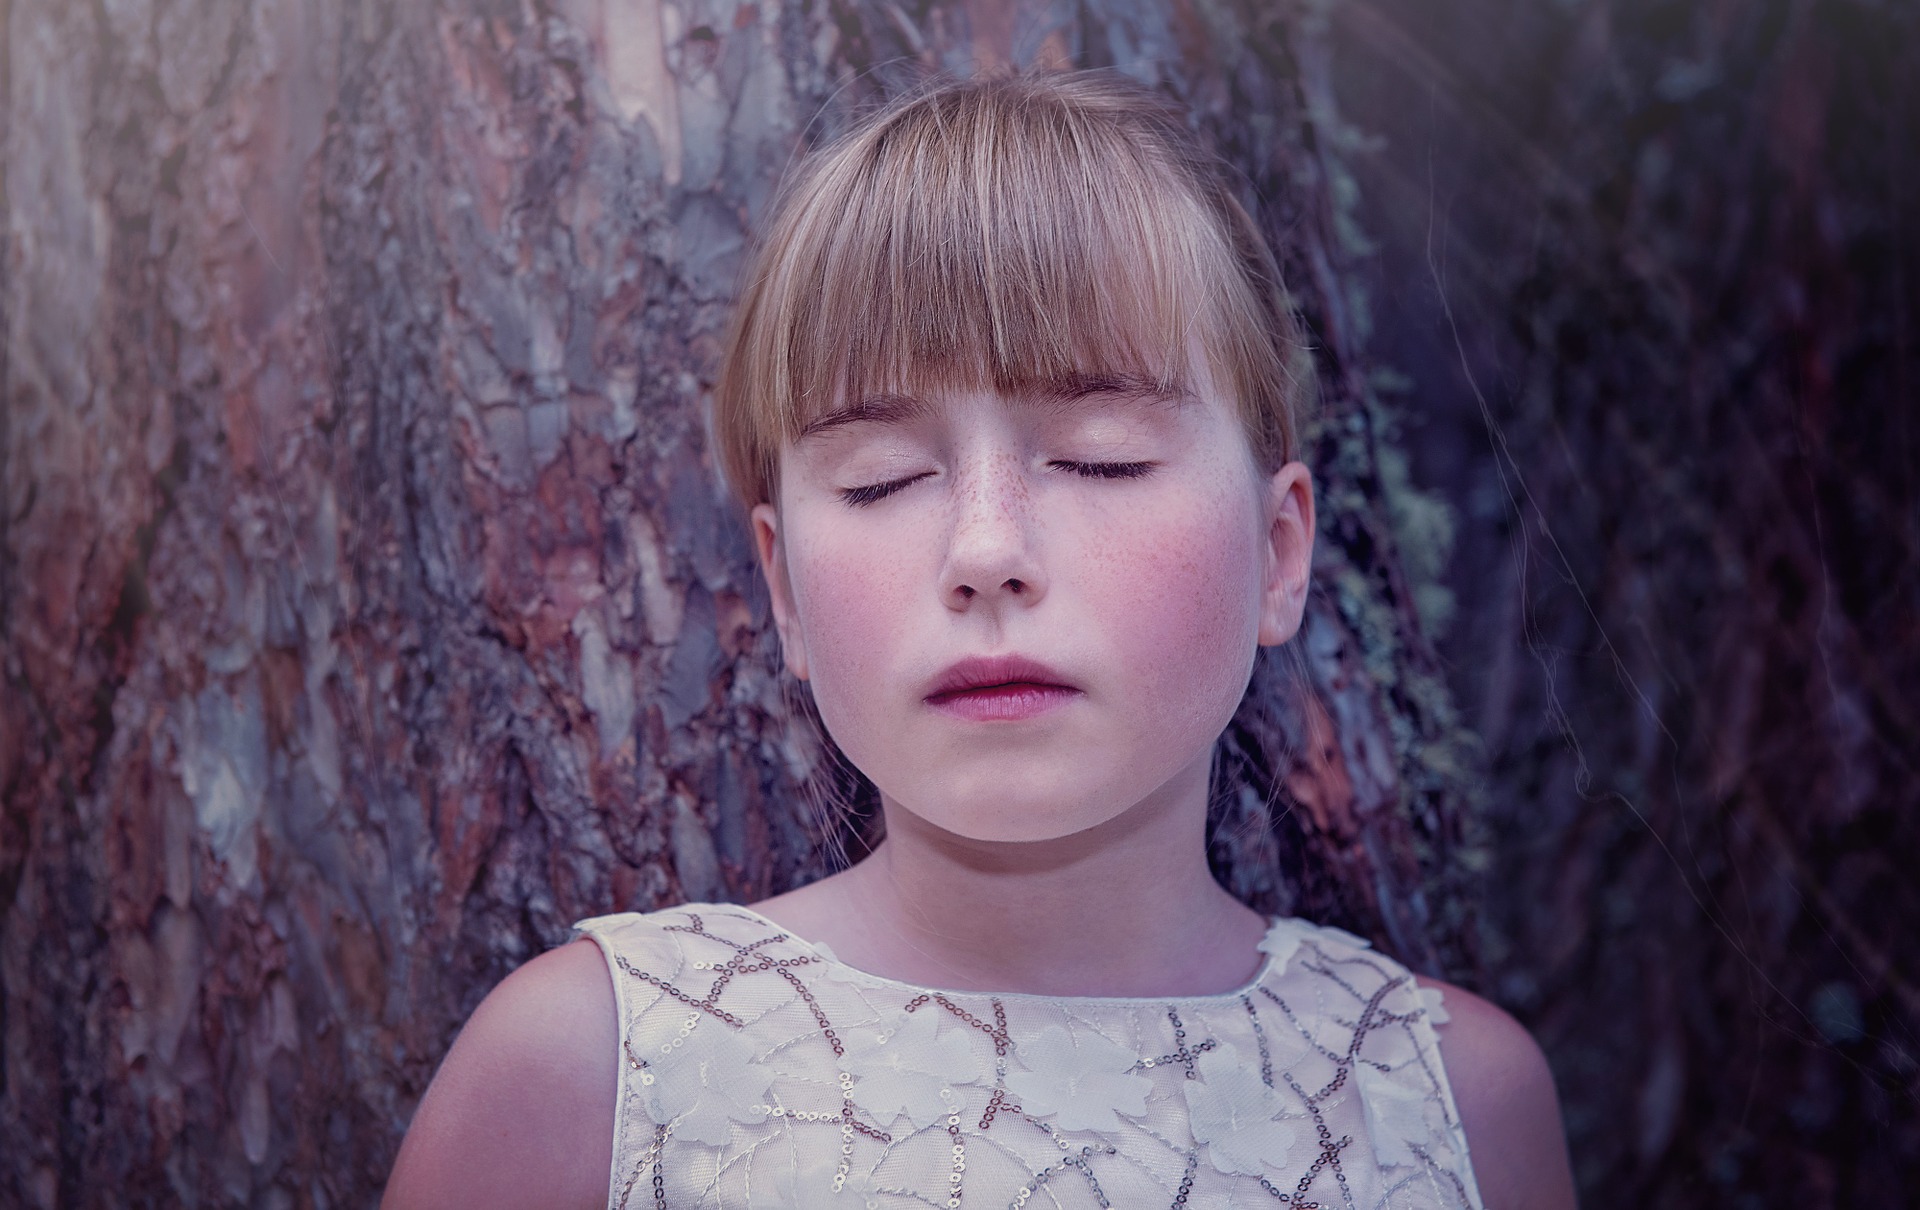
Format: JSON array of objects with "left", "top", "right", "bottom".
[{"left": 752, "top": 367, "right": 1315, "bottom": 843}]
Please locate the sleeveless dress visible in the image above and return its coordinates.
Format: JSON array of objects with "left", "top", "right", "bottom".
[{"left": 574, "top": 905, "right": 1484, "bottom": 1210}]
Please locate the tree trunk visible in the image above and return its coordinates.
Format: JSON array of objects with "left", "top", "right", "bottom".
[
  {"left": 0, "top": 0, "right": 1477, "bottom": 1204},
  {"left": 1329, "top": 0, "right": 1920, "bottom": 1203}
]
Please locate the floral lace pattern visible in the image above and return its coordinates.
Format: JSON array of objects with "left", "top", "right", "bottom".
[{"left": 575, "top": 905, "right": 1483, "bottom": 1210}]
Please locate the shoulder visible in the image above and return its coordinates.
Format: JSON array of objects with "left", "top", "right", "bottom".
[
  {"left": 382, "top": 938, "right": 619, "bottom": 1210},
  {"left": 1414, "top": 976, "right": 1578, "bottom": 1210}
]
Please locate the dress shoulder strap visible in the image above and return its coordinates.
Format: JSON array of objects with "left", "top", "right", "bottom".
[
  {"left": 573, "top": 904, "right": 793, "bottom": 1209},
  {"left": 1257, "top": 916, "right": 1485, "bottom": 1207}
]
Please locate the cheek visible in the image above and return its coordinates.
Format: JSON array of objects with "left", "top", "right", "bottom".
[
  {"left": 1096, "top": 494, "right": 1264, "bottom": 720},
  {"left": 787, "top": 536, "right": 915, "bottom": 723}
]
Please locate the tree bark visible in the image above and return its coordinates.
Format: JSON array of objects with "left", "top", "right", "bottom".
[
  {"left": 1329, "top": 0, "right": 1920, "bottom": 1202},
  {"left": 0, "top": 0, "right": 1478, "bottom": 1204}
]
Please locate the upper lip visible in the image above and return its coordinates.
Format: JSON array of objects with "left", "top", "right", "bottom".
[{"left": 925, "top": 655, "right": 1078, "bottom": 699}]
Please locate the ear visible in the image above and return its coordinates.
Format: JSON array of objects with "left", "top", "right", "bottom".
[
  {"left": 1256, "top": 461, "right": 1316, "bottom": 647},
  {"left": 751, "top": 501, "right": 810, "bottom": 681}
]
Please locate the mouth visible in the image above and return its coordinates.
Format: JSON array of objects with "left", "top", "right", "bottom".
[
  {"left": 925, "top": 656, "right": 1081, "bottom": 722},
  {"left": 926, "top": 655, "right": 1076, "bottom": 697}
]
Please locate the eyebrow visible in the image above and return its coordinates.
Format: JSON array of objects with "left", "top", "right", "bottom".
[
  {"left": 797, "top": 392, "right": 934, "bottom": 439},
  {"left": 798, "top": 372, "right": 1189, "bottom": 440},
  {"left": 1020, "top": 371, "right": 1191, "bottom": 412}
]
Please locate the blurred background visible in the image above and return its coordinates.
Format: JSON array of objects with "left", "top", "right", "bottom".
[
  {"left": 1, "top": 0, "right": 1913, "bottom": 1205},
  {"left": 1329, "top": 1, "right": 1918, "bottom": 1198}
]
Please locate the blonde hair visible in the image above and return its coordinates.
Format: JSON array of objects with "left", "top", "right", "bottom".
[{"left": 712, "top": 69, "right": 1315, "bottom": 510}]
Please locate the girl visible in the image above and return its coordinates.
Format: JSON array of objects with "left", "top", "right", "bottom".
[{"left": 385, "top": 71, "right": 1575, "bottom": 1209}]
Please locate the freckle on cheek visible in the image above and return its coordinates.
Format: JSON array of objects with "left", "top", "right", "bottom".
[
  {"left": 1121, "top": 515, "right": 1257, "bottom": 706},
  {"left": 796, "top": 548, "right": 906, "bottom": 704}
]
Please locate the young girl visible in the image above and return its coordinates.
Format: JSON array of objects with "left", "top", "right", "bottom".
[{"left": 384, "top": 72, "right": 1575, "bottom": 1210}]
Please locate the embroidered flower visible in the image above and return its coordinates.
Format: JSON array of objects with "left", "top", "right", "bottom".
[
  {"left": 1255, "top": 920, "right": 1305, "bottom": 978},
  {"left": 766, "top": 1132, "right": 855, "bottom": 1203},
  {"left": 1004, "top": 1025, "right": 1151, "bottom": 1132},
  {"left": 813, "top": 946, "right": 890, "bottom": 991},
  {"left": 1355, "top": 1062, "right": 1439, "bottom": 1168},
  {"left": 1419, "top": 984, "right": 1451, "bottom": 1025},
  {"left": 1258, "top": 918, "right": 1372, "bottom": 979},
  {"left": 807, "top": 939, "right": 841, "bottom": 963},
  {"left": 843, "top": 1008, "right": 986, "bottom": 1129},
  {"left": 1183, "top": 1044, "right": 1298, "bottom": 1176},
  {"left": 645, "top": 1018, "right": 773, "bottom": 1146}
]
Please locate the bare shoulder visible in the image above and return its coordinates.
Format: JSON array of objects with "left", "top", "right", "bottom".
[
  {"left": 382, "top": 939, "right": 618, "bottom": 1210},
  {"left": 1415, "top": 975, "right": 1578, "bottom": 1210}
]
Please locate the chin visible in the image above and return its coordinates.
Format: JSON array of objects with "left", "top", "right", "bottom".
[
  {"left": 890, "top": 766, "right": 1147, "bottom": 844},
  {"left": 912, "top": 805, "right": 1126, "bottom": 845}
]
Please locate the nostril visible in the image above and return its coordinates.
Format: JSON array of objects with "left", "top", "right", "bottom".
[{"left": 1006, "top": 579, "right": 1025, "bottom": 594}]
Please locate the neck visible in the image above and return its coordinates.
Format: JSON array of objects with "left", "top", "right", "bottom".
[{"left": 764, "top": 752, "right": 1269, "bottom": 997}]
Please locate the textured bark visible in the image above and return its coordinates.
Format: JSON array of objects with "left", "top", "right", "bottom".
[
  {"left": 0, "top": 0, "right": 1475, "bottom": 1205},
  {"left": 1330, "top": 0, "right": 1920, "bottom": 1203}
]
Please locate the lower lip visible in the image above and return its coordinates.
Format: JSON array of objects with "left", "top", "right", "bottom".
[{"left": 925, "top": 683, "right": 1080, "bottom": 722}]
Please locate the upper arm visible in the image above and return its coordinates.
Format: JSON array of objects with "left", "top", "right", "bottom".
[
  {"left": 1416, "top": 976, "right": 1578, "bottom": 1210},
  {"left": 382, "top": 938, "right": 620, "bottom": 1210}
]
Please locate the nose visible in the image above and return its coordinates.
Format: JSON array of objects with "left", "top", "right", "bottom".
[{"left": 940, "top": 457, "right": 1046, "bottom": 611}]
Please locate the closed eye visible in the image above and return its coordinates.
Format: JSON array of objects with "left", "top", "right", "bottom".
[
  {"left": 1051, "top": 460, "right": 1158, "bottom": 480},
  {"left": 839, "top": 461, "right": 1155, "bottom": 506},
  {"left": 837, "top": 472, "right": 932, "bottom": 507}
]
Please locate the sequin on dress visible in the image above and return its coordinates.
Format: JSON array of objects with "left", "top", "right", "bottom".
[{"left": 574, "top": 905, "right": 1483, "bottom": 1210}]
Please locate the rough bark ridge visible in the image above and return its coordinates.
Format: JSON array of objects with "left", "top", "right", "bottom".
[
  {"left": 0, "top": 0, "right": 1474, "bottom": 1203},
  {"left": 1332, "top": 0, "right": 1920, "bottom": 1202}
]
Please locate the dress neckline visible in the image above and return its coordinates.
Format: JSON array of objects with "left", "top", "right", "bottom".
[{"left": 698, "top": 902, "right": 1301, "bottom": 1006}]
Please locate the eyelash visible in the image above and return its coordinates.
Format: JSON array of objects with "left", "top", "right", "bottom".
[{"left": 836, "top": 461, "right": 1158, "bottom": 507}]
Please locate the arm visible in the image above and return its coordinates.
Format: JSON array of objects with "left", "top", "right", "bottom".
[
  {"left": 382, "top": 939, "right": 619, "bottom": 1210},
  {"left": 1416, "top": 976, "right": 1578, "bottom": 1210}
]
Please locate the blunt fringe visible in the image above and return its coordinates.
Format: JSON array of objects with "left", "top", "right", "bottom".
[{"left": 712, "top": 70, "right": 1316, "bottom": 510}]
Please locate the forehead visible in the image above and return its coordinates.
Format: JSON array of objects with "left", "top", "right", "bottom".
[{"left": 795, "top": 370, "right": 1195, "bottom": 443}]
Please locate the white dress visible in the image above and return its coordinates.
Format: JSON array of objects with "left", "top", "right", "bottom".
[{"left": 574, "top": 904, "right": 1484, "bottom": 1210}]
